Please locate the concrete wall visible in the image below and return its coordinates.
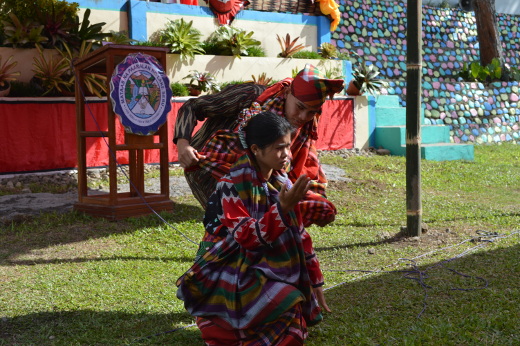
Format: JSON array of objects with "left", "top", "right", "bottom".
[
  {"left": 167, "top": 55, "right": 346, "bottom": 86},
  {"left": 76, "top": 0, "right": 129, "bottom": 33}
]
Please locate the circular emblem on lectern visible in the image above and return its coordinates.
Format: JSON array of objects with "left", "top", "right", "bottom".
[{"left": 110, "top": 53, "right": 172, "bottom": 135}]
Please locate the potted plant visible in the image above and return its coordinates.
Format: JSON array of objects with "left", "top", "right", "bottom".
[
  {"left": 183, "top": 70, "right": 220, "bottom": 96},
  {"left": 0, "top": 55, "right": 21, "bottom": 97},
  {"left": 170, "top": 82, "right": 189, "bottom": 97},
  {"left": 276, "top": 33, "right": 307, "bottom": 58},
  {"left": 251, "top": 72, "right": 273, "bottom": 86},
  {"left": 57, "top": 40, "right": 107, "bottom": 97},
  {"left": 152, "top": 18, "right": 205, "bottom": 61},
  {"left": 319, "top": 42, "right": 338, "bottom": 59},
  {"left": 31, "top": 44, "right": 72, "bottom": 96},
  {"left": 347, "top": 61, "right": 386, "bottom": 96},
  {"left": 203, "top": 26, "right": 261, "bottom": 59}
]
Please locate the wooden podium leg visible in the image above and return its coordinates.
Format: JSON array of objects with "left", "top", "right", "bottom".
[{"left": 128, "top": 149, "right": 145, "bottom": 197}]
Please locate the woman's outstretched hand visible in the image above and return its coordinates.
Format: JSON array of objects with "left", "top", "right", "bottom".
[
  {"left": 279, "top": 175, "right": 311, "bottom": 214},
  {"left": 313, "top": 286, "right": 332, "bottom": 312}
]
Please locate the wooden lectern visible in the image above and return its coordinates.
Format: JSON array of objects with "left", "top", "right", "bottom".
[{"left": 73, "top": 45, "right": 174, "bottom": 220}]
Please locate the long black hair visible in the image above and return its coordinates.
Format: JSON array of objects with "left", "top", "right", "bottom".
[{"left": 244, "top": 112, "right": 293, "bottom": 149}]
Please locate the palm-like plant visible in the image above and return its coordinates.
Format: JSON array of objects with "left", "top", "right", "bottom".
[
  {"left": 205, "top": 26, "right": 260, "bottom": 59},
  {"left": 251, "top": 72, "right": 272, "bottom": 86},
  {"left": 31, "top": 44, "right": 72, "bottom": 96},
  {"left": 0, "top": 55, "right": 21, "bottom": 95},
  {"left": 104, "top": 30, "right": 137, "bottom": 45},
  {"left": 2, "top": 13, "right": 47, "bottom": 48},
  {"left": 276, "top": 34, "right": 306, "bottom": 58},
  {"left": 183, "top": 70, "right": 220, "bottom": 94},
  {"left": 57, "top": 41, "right": 107, "bottom": 98},
  {"left": 156, "top": 18, "right": 205, "bottom": 61},
  {"left": 67, "top": 9, "right": 109, "bottom": 50},
  {"left": 349, "top": 61, "right": 387, "bottom": 95},
  {"left": 319, "top": 42, "right": 338, "bottom": 59}
]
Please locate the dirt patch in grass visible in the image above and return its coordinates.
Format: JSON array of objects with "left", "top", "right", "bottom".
[{"left": 1, "top": 219, "right": 133, "bottom": 265}]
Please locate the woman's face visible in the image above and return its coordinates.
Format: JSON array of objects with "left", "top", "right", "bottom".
[
  {"left": 253, "top": 132, "right": 292, "bottom": 177},
  {"left": 284, "top": 92, "right": 322, "bottom": 128}
]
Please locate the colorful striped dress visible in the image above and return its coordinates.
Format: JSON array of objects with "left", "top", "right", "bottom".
[
  {"left": 176, "top": 153, "right": 324, "bottom": 345},
  {"left": 175, "top": 81, "right": 336, "bottom": 227}
]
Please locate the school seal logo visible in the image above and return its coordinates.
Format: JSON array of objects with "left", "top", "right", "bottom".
[{"left": 110, "top": 53, "right": 172, "bottom": 136}]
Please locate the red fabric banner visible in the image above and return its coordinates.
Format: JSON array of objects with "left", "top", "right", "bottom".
[
  {"left": 316, "top": 99, "right": 354, "bottom": 151},
  {"left": 0, "top": 99, "right": 353, "bottom": 174}
]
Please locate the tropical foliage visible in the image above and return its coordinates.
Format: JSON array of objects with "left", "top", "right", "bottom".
[
  {"left": 276, "top": 34, "right": 307, "bottom": 58},
  {"left": 251, "top": 72, "right": 273, "bottom": 86},
  {"left": 319, "top": 42, "right": 338, "bottom": 59},
  {"left": 204, "top": 26, "right": 260, "bottom": 59},
  {"left": 57, "top": 41, "right": 107, "bottom": 97},
  {"left": 458, "top": 58, "right": 520, "bottom": 83},
  {"left": 183, "top": 70, "right": 220, "bottom": 94},
  {"left": 31, "top": 44, "right": 71, "bottom": 96},
  {"left": 153, "top": 18, "right": 205, "bottom": 61},
  {"left": 0, "top": 55, "right": 21, "bottom": 89},
  {"left": 350, "top": 60, "right": 387, "bottom": 95}
]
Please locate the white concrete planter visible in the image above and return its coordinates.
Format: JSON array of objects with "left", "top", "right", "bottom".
[
  {"left": 0, "top": 47, "right": 346, "bottom": 93},
  {"left": 166, "top": 54, "right": 345, "bottom": 86}
]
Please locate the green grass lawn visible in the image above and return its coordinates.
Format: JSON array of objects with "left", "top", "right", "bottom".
[{"left": 1, "top": 144, "right": 519, "bottom": 345}]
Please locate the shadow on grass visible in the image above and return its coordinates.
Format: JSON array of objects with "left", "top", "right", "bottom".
[
  {"left": 0, "top": 201, "right": 204, "bottom": 263},
  {"left": 308, "top": 242, "right": 520, "bottom": 345},
  {"left": 422, "top": 210, "right": 520, "bottom": 224},
  {"left": 0, "top": 310, "right": 202, "bottom": 345},
  {"left": 314, "top": 232, "right": 406, "bottom": 252},
  {"left": 3, "top": 242, "right": 518, "bottom": 345},
  {"left": 3, "top": 254, "right": 196, "bottom": 266}
]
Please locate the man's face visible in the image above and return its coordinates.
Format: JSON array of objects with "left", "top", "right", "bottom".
[{"left": 284, "top": 92, "right": 322, "bottom": 128}]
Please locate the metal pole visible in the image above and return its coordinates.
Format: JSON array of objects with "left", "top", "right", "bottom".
[{"left": 405, "top": 0, "right": 423, "bottom": 237}]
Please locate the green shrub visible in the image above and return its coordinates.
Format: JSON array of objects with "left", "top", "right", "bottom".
[
  {"left": 134, "top": 40, "right": 165, "bottom": 48},
  {"left": 200, "top": 41, "right": 220, "bottom": 55},
  {"left": 0, "top": 0, "right": 78, "bottom": 32},
  {"left": 170, "top": 82, "right": 189, "bottom": 97},
  {"left": 457, "top": 58, "right": 520, "bottom": 83},
  {"left": 68, "top": 8, "right": 109, "bottom": 50},
  {"left": 0, "top": 0, "right": 81, "bottom": 49},
  {"left": 154, "top": 18, "right": 205, "bottom": 61},
  {"left": 104, "top": 30, "right": 136, "bottom": 45},
  {"left": 204, "top": 26, "right": 261, "bottom": 59},
  {"left": 246, "top": 45, "right": 266, "bottom": 57},
  {"left": 219, "top": 80, "right": 248, "bottom": 89},
  {"left": 319, "top": 42, "right": 338, "bottom": 59},
  {"left": 291, "top": 50, "right": 321, "bottom": 59}
]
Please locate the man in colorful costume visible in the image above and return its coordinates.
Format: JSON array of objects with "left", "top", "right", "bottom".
[{"left": 174, "top": 64, "right": 344, "bottom": 227}]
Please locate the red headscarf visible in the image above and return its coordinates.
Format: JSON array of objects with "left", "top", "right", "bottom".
[{"left": 291, "top": 64, "right": 344, "bottom": 107}]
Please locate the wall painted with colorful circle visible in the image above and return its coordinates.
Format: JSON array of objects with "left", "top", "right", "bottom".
[{"left": 331, "top": 0, "right": 520, "bottom": 144}]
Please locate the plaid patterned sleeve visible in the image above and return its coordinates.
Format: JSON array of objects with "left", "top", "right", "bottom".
[{"left": 173, "top": 83, "right": 267, "bottom": 143}]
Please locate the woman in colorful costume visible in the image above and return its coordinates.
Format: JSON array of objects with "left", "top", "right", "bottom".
[
  {"left": 174, "top": 64, "right": 344, "bottom": 227},
  {"left": 176, "top": 112, "right": 330, "bottom": 345}
]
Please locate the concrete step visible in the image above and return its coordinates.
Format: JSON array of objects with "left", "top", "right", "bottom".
[
  {"left": 375, "top": 95, "right": 401, "bottom": 108},
  {"left": 373, "top": 141, "right": 474, "bottom": 161},
  {"left": 375, "top": 106, "right": 425, "bottom": 126},
  {"left": 375, "top": 125, "right": 451, "bottom": 146},
  {"left": 421, "top": 143, "right": 475, "bottom": 161}
]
